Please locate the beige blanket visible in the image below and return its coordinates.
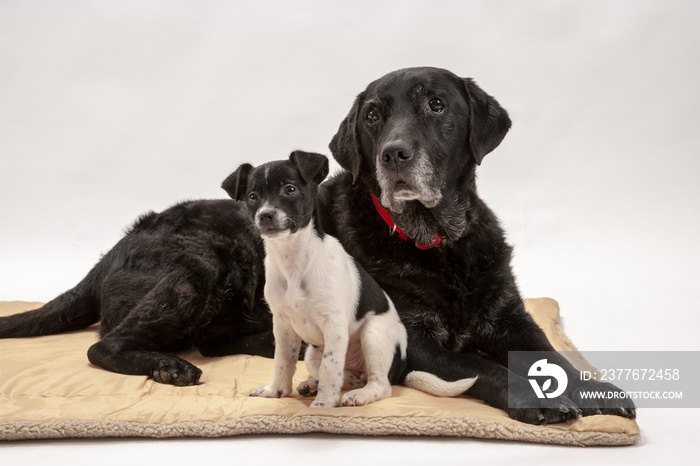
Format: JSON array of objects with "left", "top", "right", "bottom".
[{"left": 0, "top": 298, "right": 639, "bottom": 445}]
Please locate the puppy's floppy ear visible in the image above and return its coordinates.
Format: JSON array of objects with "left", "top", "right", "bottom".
[
  {"left": 221, "top": 163, "right": 254, "bottom": 201},
  {"left": 289, "top": 151, "right": 329, "bottom": 185},
  {"left": 329, "top": 93, "right": 364, "bottom": 183},
  {"left": 462, "top": 78, "right": 512, "bottom": 165}
]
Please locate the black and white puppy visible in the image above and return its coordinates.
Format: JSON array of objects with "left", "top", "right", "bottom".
[{"left": 223, "top": 151, "right": 476, "bottom": 407}]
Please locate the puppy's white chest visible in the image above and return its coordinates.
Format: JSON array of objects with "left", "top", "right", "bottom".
[
  {"left": 264, "top": 270, "right": 323, "bottom": 345},
  {"left": 263, "top": 228, "right": 359, "bottom": 347},
  {"left": 271, "top": 291, "right": 326, "bottom": 346},
  {"left": 264, "top": 272, "right": 308, "bottom": 308},
  {"left": 286, "top": 305, "right": 325, "bottom": 346}
]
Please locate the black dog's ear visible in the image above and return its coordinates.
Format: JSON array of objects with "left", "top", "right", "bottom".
[
  {"left": 329, "top": 93, "right": 364, "bottom": 183},
  {"left": 289, "top": 151, "right": 329, "bottom": 185},
  {"left": 462, "top": 79, "right": 512, "bottom": 165},
  {"left": 221, "top": 163, "right": 254, "bottom": 201}
]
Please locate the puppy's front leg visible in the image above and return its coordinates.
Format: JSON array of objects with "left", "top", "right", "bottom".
[
  {"left": 310, "top": 328, "right": 348, "bottom": 408},
  {"left": 251, "top": 312, "right": 301, "bottom": 398}
]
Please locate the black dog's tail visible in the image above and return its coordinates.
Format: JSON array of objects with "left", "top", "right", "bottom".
[{"left": 0, "top": 266, "right": 101, "bottom": 338}]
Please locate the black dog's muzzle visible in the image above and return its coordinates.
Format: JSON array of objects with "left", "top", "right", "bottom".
[{"left": 380, "top": 140, "right": 414, "bottom": 170}]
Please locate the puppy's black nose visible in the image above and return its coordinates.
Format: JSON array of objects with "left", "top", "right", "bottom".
[
  {"left": 258, "top": 210, "right": 276, "bottom": 226},
  {"left": 381, "top": 141, "right": 413, "bottom": 166}
]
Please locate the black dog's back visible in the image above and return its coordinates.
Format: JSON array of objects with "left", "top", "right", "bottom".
[
  {"left": 0, "top": 200, "right": 247, "bottom": 338},
  {"left": 0, "top": 199, "right": 273, "bottom": 385}
]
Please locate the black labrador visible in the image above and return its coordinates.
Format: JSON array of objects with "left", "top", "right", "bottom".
[
  {"left": 0, "top": 66, "right": 634, "bottom": 424},
  {"left": 318, "top": 66, "right": 635, "bottom": 424}
]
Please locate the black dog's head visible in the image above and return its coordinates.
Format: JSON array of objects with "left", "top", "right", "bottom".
[
  {"left": 329, "top": 67, "right": 511, "bottom": 214},
  {"left": 222, "top": 151, "right": 329, "bottom": 239}
]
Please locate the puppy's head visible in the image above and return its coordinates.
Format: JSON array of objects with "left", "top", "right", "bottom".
[
  {"left": 222, "top": 151, "right": 329, "bottom": 239},
  {"left": 329, "top": 67, "right": 511, "bottom": 213}
]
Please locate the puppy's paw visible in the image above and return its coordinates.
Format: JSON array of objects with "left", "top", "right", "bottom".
[
  {"left": 341, "top": 391, "right": 369, "bottom": 407},
  {"left": 310, "top": 394, "right": 339, "bottom": 408},
  {"left": 250, "top": 384, "right": 290, "bottom": 398},
  {"left": 341, "top": 386, "right": 390, "bottom": 407},
  {"left": 297, "top": 378, "right": 319, "bottom": 397}
]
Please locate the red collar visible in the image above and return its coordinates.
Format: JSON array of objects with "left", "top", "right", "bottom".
[{"left": 371, "top": 192, "right": 442, "bottom": 250}]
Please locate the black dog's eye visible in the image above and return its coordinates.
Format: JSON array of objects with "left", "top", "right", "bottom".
[
  {"left": 366, "top": 109, "right": 380, "bottom": 124},
  {"left": 248, "top": 192, "right": 258, "bottom": 203},
  {"left": 284, "top": 185, "right": 297, "bottom": 195},
  {"left": 428, "top": 98, "right": 445, "bottom": 113}
]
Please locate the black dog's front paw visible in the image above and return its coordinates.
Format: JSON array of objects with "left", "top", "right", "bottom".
[
  {"left": 505, "top": 376, "right": 580, "bottom": 425},
  {"left": 505, "top": 377, "right": 581, "bottom": 425},
  {"left": 507, "top": 395, "right": 581, "bottom": 425},
  {"left": 150, "top": 356, "right": 202, "bottom": 386},
  {"left": 569, "top": 380, "right": 636, "bottom": 419}
]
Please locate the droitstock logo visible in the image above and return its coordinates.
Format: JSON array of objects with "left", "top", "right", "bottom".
[{"left": 528, "top": 359, "right": 568, "bottom": 399}]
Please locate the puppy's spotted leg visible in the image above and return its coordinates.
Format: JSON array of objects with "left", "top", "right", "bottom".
[
  {"left": 299, "top": 353, "right": 366, "bottom": 396},
  {"left": 310, "top": 329, "right": 348, "bottom": 408},
  {"left": 297, "top": 344, "right": 322, "bottom": 396},
  {"left": 303, "top": 344, "right": 322, "bottom": 377},
  {"left": 341, "top": 311, "right": 400, "bottom": 406},
  {"left": 251, "top": 313, "right": 301, "bottom": 398}
]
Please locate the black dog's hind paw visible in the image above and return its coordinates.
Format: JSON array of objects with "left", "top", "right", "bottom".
[{"left": 150, "top": 357, "right": 202, "bottom": 386}]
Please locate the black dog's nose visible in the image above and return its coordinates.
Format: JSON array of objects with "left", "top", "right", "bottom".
[
  {"left": 258, "top": 210, "right": 276, "bottom": 226},
  {"left": 381, "top": 141, "right": 414, "bottom": 166}
]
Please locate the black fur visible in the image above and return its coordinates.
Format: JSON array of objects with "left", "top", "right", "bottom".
[
  {"left": 0, "top": 199, "right": 274, "bottom": 384},
  {"left": 387, "top": 343, "right": 406, "bottom": 385},
  {"left": 353, "top": 258, "right": 390, "bottom": 320},
  {"left": 323, "top": 66, "right": 636, "bottom": 424}
]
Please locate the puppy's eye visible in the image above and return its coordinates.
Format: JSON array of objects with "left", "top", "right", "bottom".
[
  {"left": 284, "top": 185, "right": 297, "bottom": 195},
  {"left": 248, "top": 192, "right": 258, "bottom": 203},
  {"left": 366, "top": 109, "right": 380, "bottom": 124},
  {"left": 428, "top": 98, "right": 445, "bottom": 113}
]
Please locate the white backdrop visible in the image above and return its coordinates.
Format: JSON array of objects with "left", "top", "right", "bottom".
[{"left": 2, "top": 1, "right": 699, "bottom": 464}]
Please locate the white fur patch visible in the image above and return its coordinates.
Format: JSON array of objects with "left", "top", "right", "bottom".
[
  {"left": 254, "top": 201, "right": 291, "bottom": 239},
  {"left": 404, "top": 371, "right": 478, "bottom": 397}
]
